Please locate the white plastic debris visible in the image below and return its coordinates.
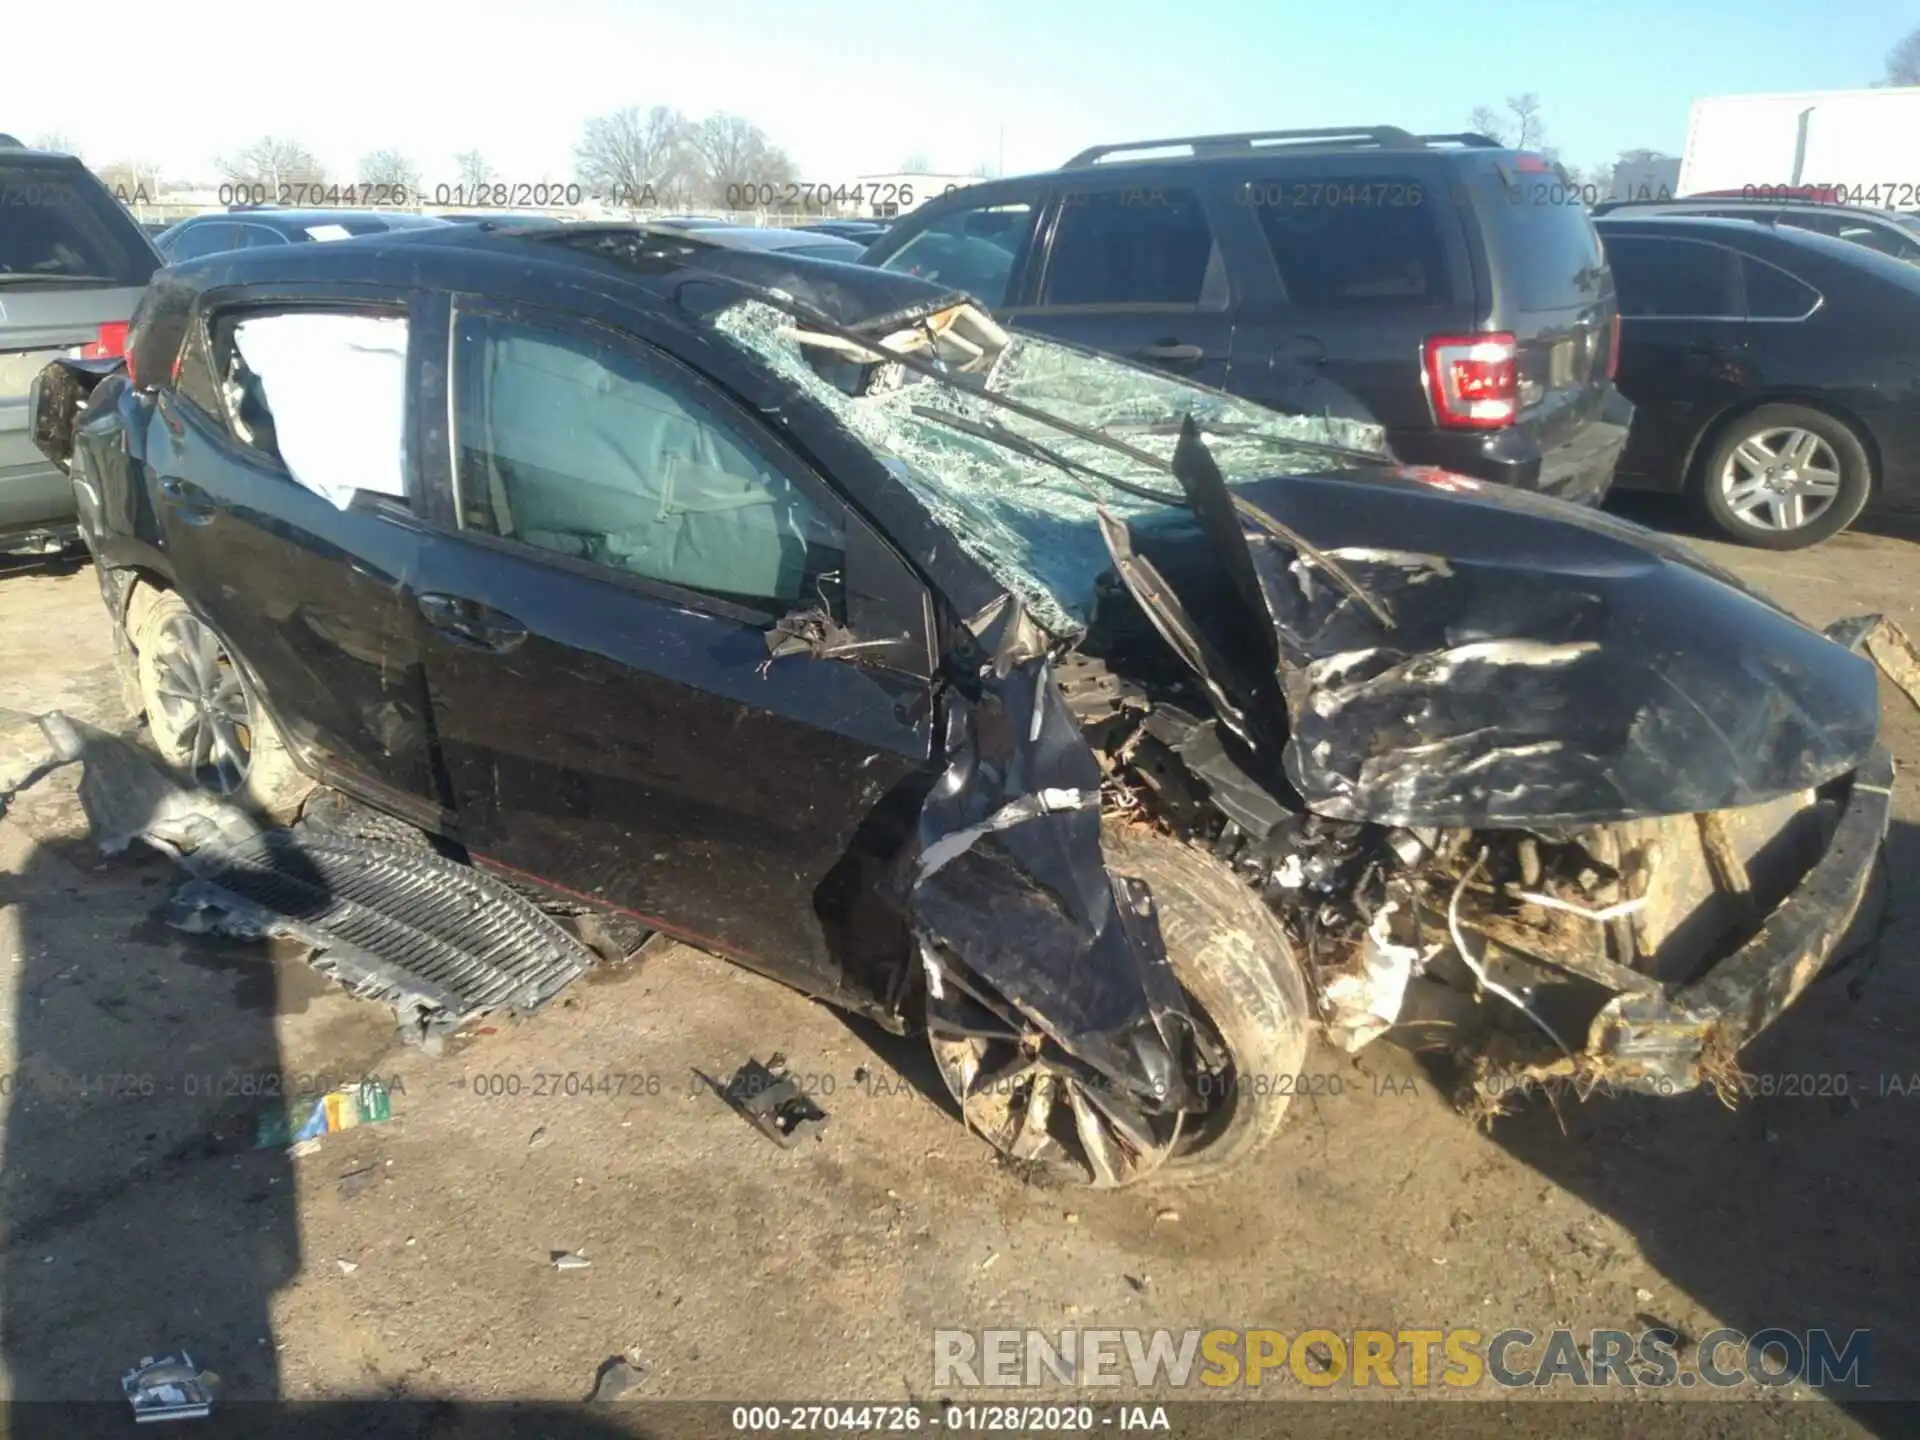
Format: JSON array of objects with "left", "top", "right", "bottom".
[{"left": 1322, "top": 901, "right": 1429, "bottom": 1053}]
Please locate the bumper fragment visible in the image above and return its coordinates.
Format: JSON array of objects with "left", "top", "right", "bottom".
[{"left": 1586, "top": 743, "right": 1893, "bottom": 1095}]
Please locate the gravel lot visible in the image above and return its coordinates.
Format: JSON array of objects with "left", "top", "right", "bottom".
[{"left": 0, "top": 500, "right": 1915, "bottom": 1435}]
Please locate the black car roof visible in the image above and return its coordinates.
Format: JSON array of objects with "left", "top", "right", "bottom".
[
  {"left": 1595, "top": 212, "right": 1920, "bottom": 292},
  {"left": 159, "top": 220, "right": 964, "bottom": 330},
  {"left": 180, "top": 208, "right": 443, "bottom": 232}
]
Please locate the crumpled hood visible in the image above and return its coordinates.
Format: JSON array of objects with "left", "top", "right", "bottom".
[{"left": 1174, "top": 453, "right": 1879, "bottom": 828}]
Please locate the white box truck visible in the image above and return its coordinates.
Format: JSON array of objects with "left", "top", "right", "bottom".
[{"left": 1679, "top": 87, "right": 1920, "bottom": 205}]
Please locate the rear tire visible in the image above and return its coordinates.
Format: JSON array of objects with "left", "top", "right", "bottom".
[
  {"left": 1696, "top": 403, "right": 1871, "bottom": 550},
  {"left": 132, "top": 590, "right": 313, "bottom": 821}
]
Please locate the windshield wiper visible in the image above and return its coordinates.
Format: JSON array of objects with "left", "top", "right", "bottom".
[
  {"left": 0, "top": 273, "right": 129, "bottom": 286},
  {"left": 908, "top": 404, "right": 1187, "bottom": 507}
]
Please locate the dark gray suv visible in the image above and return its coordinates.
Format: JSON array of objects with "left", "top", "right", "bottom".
[
  {"left": 863, "top": 127, "right": 1630, "bottom": 503},
  {"left": 1, "top": 136, "right": 161, "bottom": 548}
]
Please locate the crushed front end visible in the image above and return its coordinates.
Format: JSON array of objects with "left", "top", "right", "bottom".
[{"left": 707, "top": 285, "right": 1893, "bottom": 1116}]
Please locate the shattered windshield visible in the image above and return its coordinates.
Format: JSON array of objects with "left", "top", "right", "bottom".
[{"left": 711, "top": 299, "right": 1390, "bottom": 634}]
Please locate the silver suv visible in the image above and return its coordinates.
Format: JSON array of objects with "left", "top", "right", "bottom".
[{"left": 1, "top": 135, "right": 160, "bottom": 548}]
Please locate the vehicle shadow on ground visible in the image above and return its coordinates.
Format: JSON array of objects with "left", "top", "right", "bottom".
[
  {"left": 0, "top": 815, "right": 301, "bottom": 1421},
  {"left": 1475, "top": 812, "right": 1920, "bottom": 1431},
  {"left": 0, "top": 717, "right": 737, "bottom": 1434}
]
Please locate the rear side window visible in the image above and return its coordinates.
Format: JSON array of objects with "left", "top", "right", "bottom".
[
  {"left": 1249, "top": 176, "right": 1449, "bottom": 309},
  {"left": 1477, "top": 177, "right": 1608, "bottom": 312},
  {"left": 0, "top": 160, "right": 159, "bottom": 285},
  {"left": 1778, "top": 212, "right": 1920, "bottom": 263},
  {"left": 1039, "top": 187, "right": 1221, "bottom": 307},
  {"left": 877, "top": 201, "right": 1035, "bottom": 307},
  {"left": 1742, "top": 257, "right": 1820, "bottom": 319},
  {"left": 1604, "top": 236, "right": 1739, "bottom": 318},
  {"left": 209, "top": 308, "right": 411, "bottom": 508},
  {"left": 162, "top": 222, "right": 242, "bottom": 263}
]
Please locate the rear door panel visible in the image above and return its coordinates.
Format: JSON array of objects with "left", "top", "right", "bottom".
[{"left": 149, "top": 290, "right": 442, "bottom": 818}]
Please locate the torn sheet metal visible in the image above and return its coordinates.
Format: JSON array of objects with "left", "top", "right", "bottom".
[
  {"left": 1159, "top": 429, "right": 1880, "bottom": 829},
  {"left": 906, "top": 633, "right": 1197, "bottom": 1114},
  {"left": 0, "top": 709, "right": 259, "bottom": 855}
]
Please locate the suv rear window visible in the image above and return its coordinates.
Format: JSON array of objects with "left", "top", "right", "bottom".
[
  {"left": 1476, "top": 169, "right": 1608, "bottom": 312},
  {"left": 0, "top": 160, "right": 159, "bottom": 285},
  {"left": 1246, "top": 176, "right": 1449, "bottom": 309}
]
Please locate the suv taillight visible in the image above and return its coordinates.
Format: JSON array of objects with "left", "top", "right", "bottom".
[
  {"left": 81, "top": 322, "right": 129, "bottom": 360},
  {"left": 1605, "top": 312, "right": 1621, "bottom": 381},
  {"left": 1423, "top": 333, "right": 1517, "bottom": 429}
]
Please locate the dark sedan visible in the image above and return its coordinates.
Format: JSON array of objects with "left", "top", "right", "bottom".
[
  {"left": 1598, "top": 213, "right": 1920, "bottom": 548},
  {"left": 153, "top": 208, "right": 448, "bottom": 263}
]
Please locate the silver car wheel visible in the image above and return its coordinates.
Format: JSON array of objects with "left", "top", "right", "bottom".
[
  {"left": 148, "top": 611, "right": 254, "bottom": 796},
  {"left": 1719, "top": 426, "right": 1843, "bottom": 532}
]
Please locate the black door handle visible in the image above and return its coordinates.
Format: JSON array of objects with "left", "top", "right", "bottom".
[
  {"left": 1134, "top": 341, "right": 1205, "bottom": 363},
  {"left": 418, "top": 593, "right": 529, "bottom": 653}
]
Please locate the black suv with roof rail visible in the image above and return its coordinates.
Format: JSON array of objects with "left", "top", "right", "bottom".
[{"left": 862, "top": 126, "right": 1629, "bottom": 502}]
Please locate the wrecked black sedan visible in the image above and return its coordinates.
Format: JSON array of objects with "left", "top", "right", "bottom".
[{"left": 31, "top": 223, "right": 1894, "bottom": 1187}]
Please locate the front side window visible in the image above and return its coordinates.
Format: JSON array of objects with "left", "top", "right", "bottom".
[
  {"left": 878, "top": 201, "right": 1035, "bottom": 307},
  {"left": 452, "top": 312, "right": 843, "bottom": 609},
  {"left": 1604, "top": 236, "right": 1740, "bottom": 318},
  {"left": 162, "top": 221, "right": 242, "bottom": 264},
  {"left": 212, "top": 308, "right": 410, "bottom": 509},
  {"left": 1040, "top": 187, "right": 1220, "bottom": 307}
]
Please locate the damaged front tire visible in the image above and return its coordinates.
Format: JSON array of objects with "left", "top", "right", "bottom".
[{"left": 930, "top": 824, "right": 1310, "bottom": 1187}]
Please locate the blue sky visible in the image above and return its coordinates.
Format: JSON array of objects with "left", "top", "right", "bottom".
[{"left": 11, "top": 0, "right": 1911, "bottom": 185}]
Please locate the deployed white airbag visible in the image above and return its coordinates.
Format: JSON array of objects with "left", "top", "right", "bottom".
[{"left": 232, "top": 313, "right": 409, "bottom": 510}]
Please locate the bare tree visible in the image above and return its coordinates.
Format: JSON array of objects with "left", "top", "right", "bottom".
[
  {"left": 968, "top": 160, "right": 997, "bottom": 179},
  {"left": 1885, "top": 25, "right": 1920, "bottom": 85},
  {"left": 1468, "top": 94, "right": 1548, "bottom": 151},
  {"left": 454, "top": 150, "right": 495, "bottom": 188},
  {"left": 94, "top": 158, "right": 163, "bottom": 204},
  {"left": 218, "top": 137, "right": 327, "bottom": 191},
  {"left": 31, "top": 131, "right": 80, "bottom": 158},
  {"left": 898, "top": 154, "right": 934, "bottom": 174},
  {"left": 358, "top": 149, "right": 421, "bottom": 195},
  {"left": 576, "top": 106, "right": 694, "bottom": 208},
  {"left": 686, "top": 114, "right": 796, "bottom": 209}
]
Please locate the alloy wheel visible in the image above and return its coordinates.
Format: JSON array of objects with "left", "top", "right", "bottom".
[
  {"left": 928, "top": 1028, "right": 1200, "bottom": 1188},
  {"left": 148, "top": 612, "right": 254, "bottom": 796},
  {"left": 1718, "top": 427, "right": 1843, "bottom": 533}
]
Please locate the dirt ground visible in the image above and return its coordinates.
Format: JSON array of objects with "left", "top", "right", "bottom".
[{"left": 1, "top": 499, "right": 1916, "bottom": 1435}]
